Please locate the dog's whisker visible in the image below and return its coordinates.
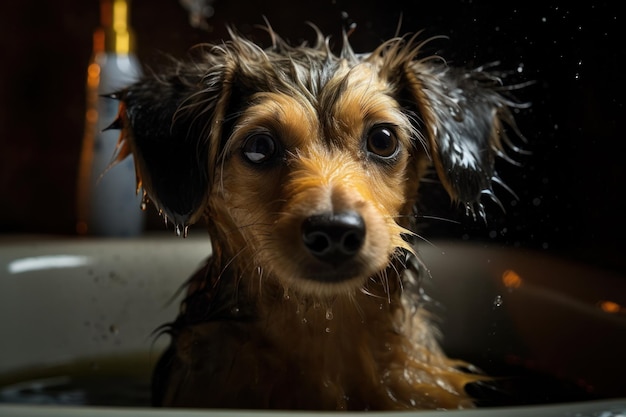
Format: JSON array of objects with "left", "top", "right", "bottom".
[
  {"left": 359, "top": 284, "right": 387, "bottom": 301},
  {"left": 215, "top": 245, "right": 249, "bottom": 281},
  {"left": 411, "top": 233, "right": 444, "bottom": 253},
  {"left": 413, "top": 214, "right": 461, "bottom": 225},
  {"left": 371, "top": 269, "right": 390, "bottom": 302}
]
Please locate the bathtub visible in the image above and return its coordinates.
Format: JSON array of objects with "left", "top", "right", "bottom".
[{"left": 1, "top": 234, "right": 625, "bottom": 416}]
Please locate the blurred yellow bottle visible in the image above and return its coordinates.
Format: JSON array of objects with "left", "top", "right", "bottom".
[{"left": 77, "top": 0, "right": 144, "bottom": 236}]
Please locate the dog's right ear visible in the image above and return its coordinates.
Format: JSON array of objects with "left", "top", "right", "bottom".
[
  {"left": 401, "top": 62, "right": 523, "bottom": 219},
  {"left": 109, "top": 61, "right": 235, "bottom": 231}
]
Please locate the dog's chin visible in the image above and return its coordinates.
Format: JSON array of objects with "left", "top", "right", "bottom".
[{"left": 270, "top": 255, "right": 388, "bottom": 297}]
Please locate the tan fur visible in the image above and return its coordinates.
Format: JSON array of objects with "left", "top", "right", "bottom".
[{"left": 114, "top": 25, "right": 521, "bottom": 410}]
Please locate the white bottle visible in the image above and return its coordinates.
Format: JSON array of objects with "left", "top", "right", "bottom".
[{"left": 77, "top": 0, "right": 144, "bottom": 236}]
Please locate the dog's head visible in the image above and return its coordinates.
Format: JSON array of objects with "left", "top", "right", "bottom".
[{"left": 113, "top": 27, "right": 520, "bottom": 297}]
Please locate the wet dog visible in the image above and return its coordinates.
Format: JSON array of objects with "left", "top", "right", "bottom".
[{"left": 109, "top": 25, "right": 522, "bottom": 410}]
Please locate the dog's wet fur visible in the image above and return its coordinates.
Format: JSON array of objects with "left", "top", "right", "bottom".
[{"left": 111, "top": 24, "right": 523, "bottom": 410}]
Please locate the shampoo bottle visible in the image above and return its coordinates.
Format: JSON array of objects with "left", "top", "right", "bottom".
[{"left": 76, "top": 0, "right": 144, "bottom": 236}]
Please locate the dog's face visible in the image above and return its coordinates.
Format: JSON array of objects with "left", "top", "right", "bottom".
[
  {"left": 217, "top": 62, "right": 419, "bottom": 296},
  {"left": 114, "top": 28, "right": 518, "bottom": 298}
]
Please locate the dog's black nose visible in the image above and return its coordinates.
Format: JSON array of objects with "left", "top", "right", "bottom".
[{"left": 301, "top": 211, "right": 365, "bottom": 266}]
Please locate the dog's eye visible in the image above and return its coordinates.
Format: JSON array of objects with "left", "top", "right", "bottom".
[
  {"left": 366, "top": 126, "right": 399, "bottom": 159},
  {"left": 242, "top": 133, "right": 277, "bottom": 164}
]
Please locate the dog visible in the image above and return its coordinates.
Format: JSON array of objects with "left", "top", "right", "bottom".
[{"left": 108, "top": 24, "right": 523, "bottom": 410}]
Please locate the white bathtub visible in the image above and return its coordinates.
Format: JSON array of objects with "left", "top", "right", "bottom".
[{"left": 1, "top": 234, "right": 625, "bottom": 416}]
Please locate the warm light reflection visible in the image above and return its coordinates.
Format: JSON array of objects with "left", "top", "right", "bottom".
[
  {"left": 599, "top": 300, "right": 623, "bottom": 314},
  {"left": 502, "top": 269, "right": 523, "bottom": 289},
  {"left": 115, "top": 31, "right": 130, "bottom": 54},
  {"left": 86, "top": 108, "right": 98, "bottom": 124},
  {"left": 93, "top": 29, "right": 105, "bottom": 54},
  {"left": 87, "top": 63, "right": 100, "bottom": 88},
  {"left": 113, "top": 0, "right": 128, "bottom": 32},
  {"left": 112, "top": 0, "right": 130, "bottom": 54},
  {"left": 87, "top": 63, "right": 100, "bottom": 78}
]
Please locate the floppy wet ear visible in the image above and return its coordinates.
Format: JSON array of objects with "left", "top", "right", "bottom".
[
  {"left": 109, "top": 63, "right": 234, "bottom": 232},
  {"left": 403, "top": 63, "right": 521, "bottom": 217}
]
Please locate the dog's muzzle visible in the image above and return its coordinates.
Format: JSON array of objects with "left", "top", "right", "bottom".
[{"left": 301, "top": 210, "right": 365, "bottom": 274}]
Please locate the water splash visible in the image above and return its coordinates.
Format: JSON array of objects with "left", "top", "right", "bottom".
[
  {"left": 493, "top": 295, "right": 504, "bottom": 308},
  {"left": 325, "top": 308, "right": 334, "bottom": 320},
  {"left": 465, "top": 201, "right": 486, "bottom": 222},
  {"left": 174, "top": 224, "right": 190, "bottom": 238}
]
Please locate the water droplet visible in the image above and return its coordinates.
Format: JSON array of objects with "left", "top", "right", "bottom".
[
  {"left": 448, "top": 105, "right": 464, "bottom": 122},
  {"left": 325, "top": 327, "right": 331, "bottom": 333},
  {"left": 301, "top": 317, "right": 308, "bottom": 324},
  {"left": 493, "top": 295, "right": 504, "bottom": 308},
  {"left": 183, "top": 225, "right": 189, "bottom": 238},
  {"left": 325, "top": 308, "right": 334, "bottom": 320},
  {"left": 283, "top": 288, "right": 290, "bottom": 300},
  {"left": 231, "top": 307, "right": 240, "bottom": 315},
  {"left": 140, "top": 191, "right": 149, "bottom": 211},
  {"left": 175, "top": 225, "right": 181, "bottom": 237}
]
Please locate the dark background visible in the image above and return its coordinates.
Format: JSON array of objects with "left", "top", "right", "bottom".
[{"left": 1, "top": 1, "right": 624, "bottom": 276}]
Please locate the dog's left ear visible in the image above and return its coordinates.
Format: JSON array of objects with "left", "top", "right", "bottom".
[
  {"left": 402, "top": 62, "right": 519, "bottom": 215},
  {"left": 107, "top": 62, "right": 235, "bottom": 231}
]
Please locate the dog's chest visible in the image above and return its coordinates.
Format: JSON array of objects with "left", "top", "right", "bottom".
[
  {"left": 160, "top": 294, "right": 474, "bottom": 410},
  {"left": 162, "top": 301, "right": 401, "bottom": 408}
]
